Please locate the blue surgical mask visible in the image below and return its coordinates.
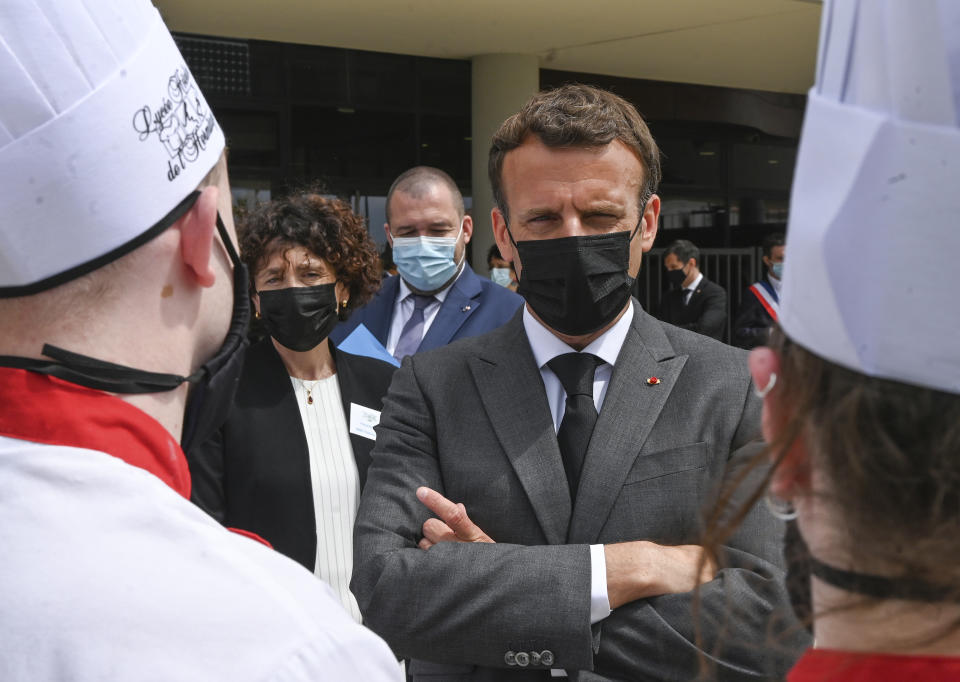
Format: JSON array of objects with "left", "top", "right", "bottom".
[
  {"left": 771, "top": 262, "right": 784, "bottom": 279},
  {"left": 490, "top": 267, "right": 513, "bottom": 288},
  {"left": 392, "top": 223, "right": 463, "bottom": 292}
]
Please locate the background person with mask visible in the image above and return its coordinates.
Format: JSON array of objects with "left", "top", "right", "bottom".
[
  {"left": 711, "top": 1, "right": 960, "bottom": 679},
  {"left": 188, "top": 192, "right": 396, "bottom": 622},
  {"left": 658, "top": 238, "right": 728, "bottom": 340},
  {"left": 0, "top": 1, "right": 399, "bottom": 679},
  {"left": 330, "top": 166, "right": 522, "bottom": 360},
  {"left": 733, "top": 232, "right": 785, "bottom": 349},
  {"left": 352, "top": 84, "right": 806, "bottom": 681},
  {"left": 488, "top": 244, "right": 519, "bottom": 291}
]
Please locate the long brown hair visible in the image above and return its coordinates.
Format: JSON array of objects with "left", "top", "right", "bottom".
[{"left": 701, "top": 326, "right": 960, "bottom": 640}]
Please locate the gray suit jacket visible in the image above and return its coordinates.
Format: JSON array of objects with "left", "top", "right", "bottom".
[{"left": 352, "top": 303, "right": 807, "bottom": 681}]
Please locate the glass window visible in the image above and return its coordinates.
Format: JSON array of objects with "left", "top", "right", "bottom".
[
  {"left": 658, "top": 139, "right": 722, "bottom": 187},
  {"left": 419, "top": 114, "right": 471, "bottom": 185},
  {"left": 733, "top": 144, "right": 796, "bottom": 191}
]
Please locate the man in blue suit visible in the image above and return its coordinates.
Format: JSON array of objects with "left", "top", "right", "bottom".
[{"left": 332, "top": 167, "right": 523, "bottom": 359}]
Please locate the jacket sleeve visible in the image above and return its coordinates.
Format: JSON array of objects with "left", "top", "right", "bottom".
[
  {"left": 578, "top": 378, "right": 807, "bottom": 681},
  {"left": 351, "top": 357, "right": 597, "bottom": 672},
  {"left": 186, "top": 427, "right": 227, "bottom": 524}
]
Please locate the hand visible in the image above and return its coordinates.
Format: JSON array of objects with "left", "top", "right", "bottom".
[
  {"left": 416, "top": 486, "right": 495, "bottom": 549},
  {"left": 605, "top": 541, "right": 717, "bottom": 609}
]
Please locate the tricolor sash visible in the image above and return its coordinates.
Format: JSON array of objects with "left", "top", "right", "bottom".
[{"left": 748, "top": 280, "right": 780, "bottom": 322}]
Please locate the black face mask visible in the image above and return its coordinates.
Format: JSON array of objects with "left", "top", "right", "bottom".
[
  {"left": 665, "top": 268, "right": 687, "bottom": 289},
  {"left": 507, "top": 221, "right": 640, "bottom": 337},
  {"left": 0, "top": 191, "right": 250, "bottom": 453},
  {"left": 783, "top": 517, "right": 956, "bottom": 634},
  {"left": 257, "top": 283, "right": 338, "bottom": 352}
]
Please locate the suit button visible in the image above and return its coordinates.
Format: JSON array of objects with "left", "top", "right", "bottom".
[
  {"left": 540, "top": 650, "right": 555, "bottom": 666},
  {"left": 530, "top": 651, "right": 541, "bottom": 666},
  {"left": 504, "top": 651, "right": 516, "bottom": 666},
  {"left": 515, "top": 652, "right": 530, "bottom": 667}
]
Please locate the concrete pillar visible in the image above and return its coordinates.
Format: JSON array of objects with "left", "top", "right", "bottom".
[{"left": 470, "top": 54, "right": 539, "bottom": 274}]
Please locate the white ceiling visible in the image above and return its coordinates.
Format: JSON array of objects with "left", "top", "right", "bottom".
[{"left": 156, "top": 0, "right": 822, "bottom": 94}]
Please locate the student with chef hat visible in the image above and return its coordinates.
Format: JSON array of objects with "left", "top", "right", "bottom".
[
  {"left": 0, "top": 2, "right": 399, "bottom": 679},
  {"left": 707, "top": 1, "right": 960, "bottom": 679}
]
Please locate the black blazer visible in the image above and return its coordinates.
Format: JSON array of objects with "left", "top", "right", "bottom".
[
  {"left": 658, "top": 276, "right": 728, "bottom": 341},
  {"left": 187, "top": 336, "right": 397, "bottom": 570}
]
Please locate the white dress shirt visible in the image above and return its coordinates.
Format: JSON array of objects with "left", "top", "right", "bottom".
[
  {"left": 522, "top": 300, "right": 637, "bottom": 633},
  {"left": 385, "top": 267, "right": 466, "bottom": 356},
  {"left": 683, "top": 272, "right": 704, "bottom": 304}
]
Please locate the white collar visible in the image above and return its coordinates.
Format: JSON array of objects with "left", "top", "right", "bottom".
[
  {"left": 523, "top": 300, "right": 634, "bottom": 369},
  {"left": 686, "top": 272, "right": 704, "bottom": 292}
]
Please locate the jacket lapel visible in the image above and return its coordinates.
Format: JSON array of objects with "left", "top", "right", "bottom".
[
  {"left": 419, "top": 264, "right": 482, "bottom": 352},
  {"left": 331, "top": 346, "right": 372, "bottom": 489},
  {"left": 568, "top": 305, "right": 688, "bottom": 543},
  {"left": 363, "top": 276, "right": 400, "bottom": 345},
  {"left": 469, "top": 313, "right": 571, "bottom": 545}
]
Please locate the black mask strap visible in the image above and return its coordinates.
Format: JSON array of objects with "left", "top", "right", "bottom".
[
  {"left": 0, "top": 346, "right": 198, "bottom": 394},
  {"left": 808, "top": 556, "right": 957, "bottom": 602}
]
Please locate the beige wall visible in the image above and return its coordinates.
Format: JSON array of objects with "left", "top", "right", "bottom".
[{"left": 469, "top": 55, "right": 539, "bottom": 274}]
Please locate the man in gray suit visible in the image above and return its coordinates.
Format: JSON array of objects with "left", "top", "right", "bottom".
[{"left": 353, "top": 85, "right": 806, "bottom": 680}]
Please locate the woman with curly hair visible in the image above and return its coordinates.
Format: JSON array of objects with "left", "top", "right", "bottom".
[{"left": 188, "top": 192, "right": 394, "bottom": 622}]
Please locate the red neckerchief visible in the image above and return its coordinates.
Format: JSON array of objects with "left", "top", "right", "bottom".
[
  {"left": 789, "top": 648, "right": 960, "bottom": 681},
  {"left": 0, "top": 367, "right": 190, "bottom": 498}
]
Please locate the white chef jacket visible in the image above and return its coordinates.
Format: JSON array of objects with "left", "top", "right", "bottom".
[{"left": 0, "top": 368, "right": 400, "bottom": 682}]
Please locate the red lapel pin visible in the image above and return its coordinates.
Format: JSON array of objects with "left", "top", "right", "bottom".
[{"left": 646, "top": 376, "right": 661, "bottom": 386}]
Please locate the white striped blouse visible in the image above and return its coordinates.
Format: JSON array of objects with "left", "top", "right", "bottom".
[{"left": 289, "top": 374, "right": 362, "bottom": 623}]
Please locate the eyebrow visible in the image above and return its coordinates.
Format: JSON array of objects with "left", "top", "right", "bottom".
[
  {"left": 258, "top": 266, "right": 285, "bottom": 278},
  {"left": 393, "top": 220, "right": 455, "bottom": 232},
  {"left": 518, "top": 201, "right": 626, "bottom": 221}
]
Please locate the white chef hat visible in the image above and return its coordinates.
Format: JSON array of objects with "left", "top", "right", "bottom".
[
  {"left": 780, "top": 0, "right": 960, "bottom": 394},
  {"left": 0, "top": 0, "right": 225, "bottom": 297}
]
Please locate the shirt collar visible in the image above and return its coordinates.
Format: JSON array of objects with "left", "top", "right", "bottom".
[
  {"left": 523, "top": 300, "right": 634, "bottom": 369},
  {"left": 686, "top": 272, "right": 704, "bottom": 292},
  {"left": 397, "top": 263, "right": 464, "bottom": 305}
]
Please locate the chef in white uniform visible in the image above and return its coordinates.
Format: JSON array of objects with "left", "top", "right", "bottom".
[{"left": 0, "top": 2, "right": 399, "bottom": 680}]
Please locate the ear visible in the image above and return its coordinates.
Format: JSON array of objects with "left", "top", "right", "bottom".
[
  {"left": 252, "top": 291, "right": 261, "bottom": 317},
  {"left": 177, "top": 185, "right": 220, "bottom": 288},
  {"left": 639, "top": 194, "right": 660, "bottom": 252},
  {"left": 491, "top": 207, "right": 514, "bottom": 264},
  {"left": 384, "top": 222, "right": 393, "bottom": 245},
  {"left": 749, "top": 347, "right": 810, "bottom": 498},
  {"left": 460, "top": 214, "right": 473, "bottom": 244},
  {"left": 335, "top": 280, "right": 349, "bottom": 307}
]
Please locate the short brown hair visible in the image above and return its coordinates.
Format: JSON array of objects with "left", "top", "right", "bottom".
[
  {"left": 385, "top": 166, "right": 464, "bottom": 223},
  {"left": 488, "top": 84, "right": 662, "bottom": 219},
  {"left": 239, "top": 192, "right": 382, "bottom": 315}
]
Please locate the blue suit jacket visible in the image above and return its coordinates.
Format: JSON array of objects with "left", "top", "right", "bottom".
[{"left": 330, "top": 263, "right": 523, "bottom": 353}]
